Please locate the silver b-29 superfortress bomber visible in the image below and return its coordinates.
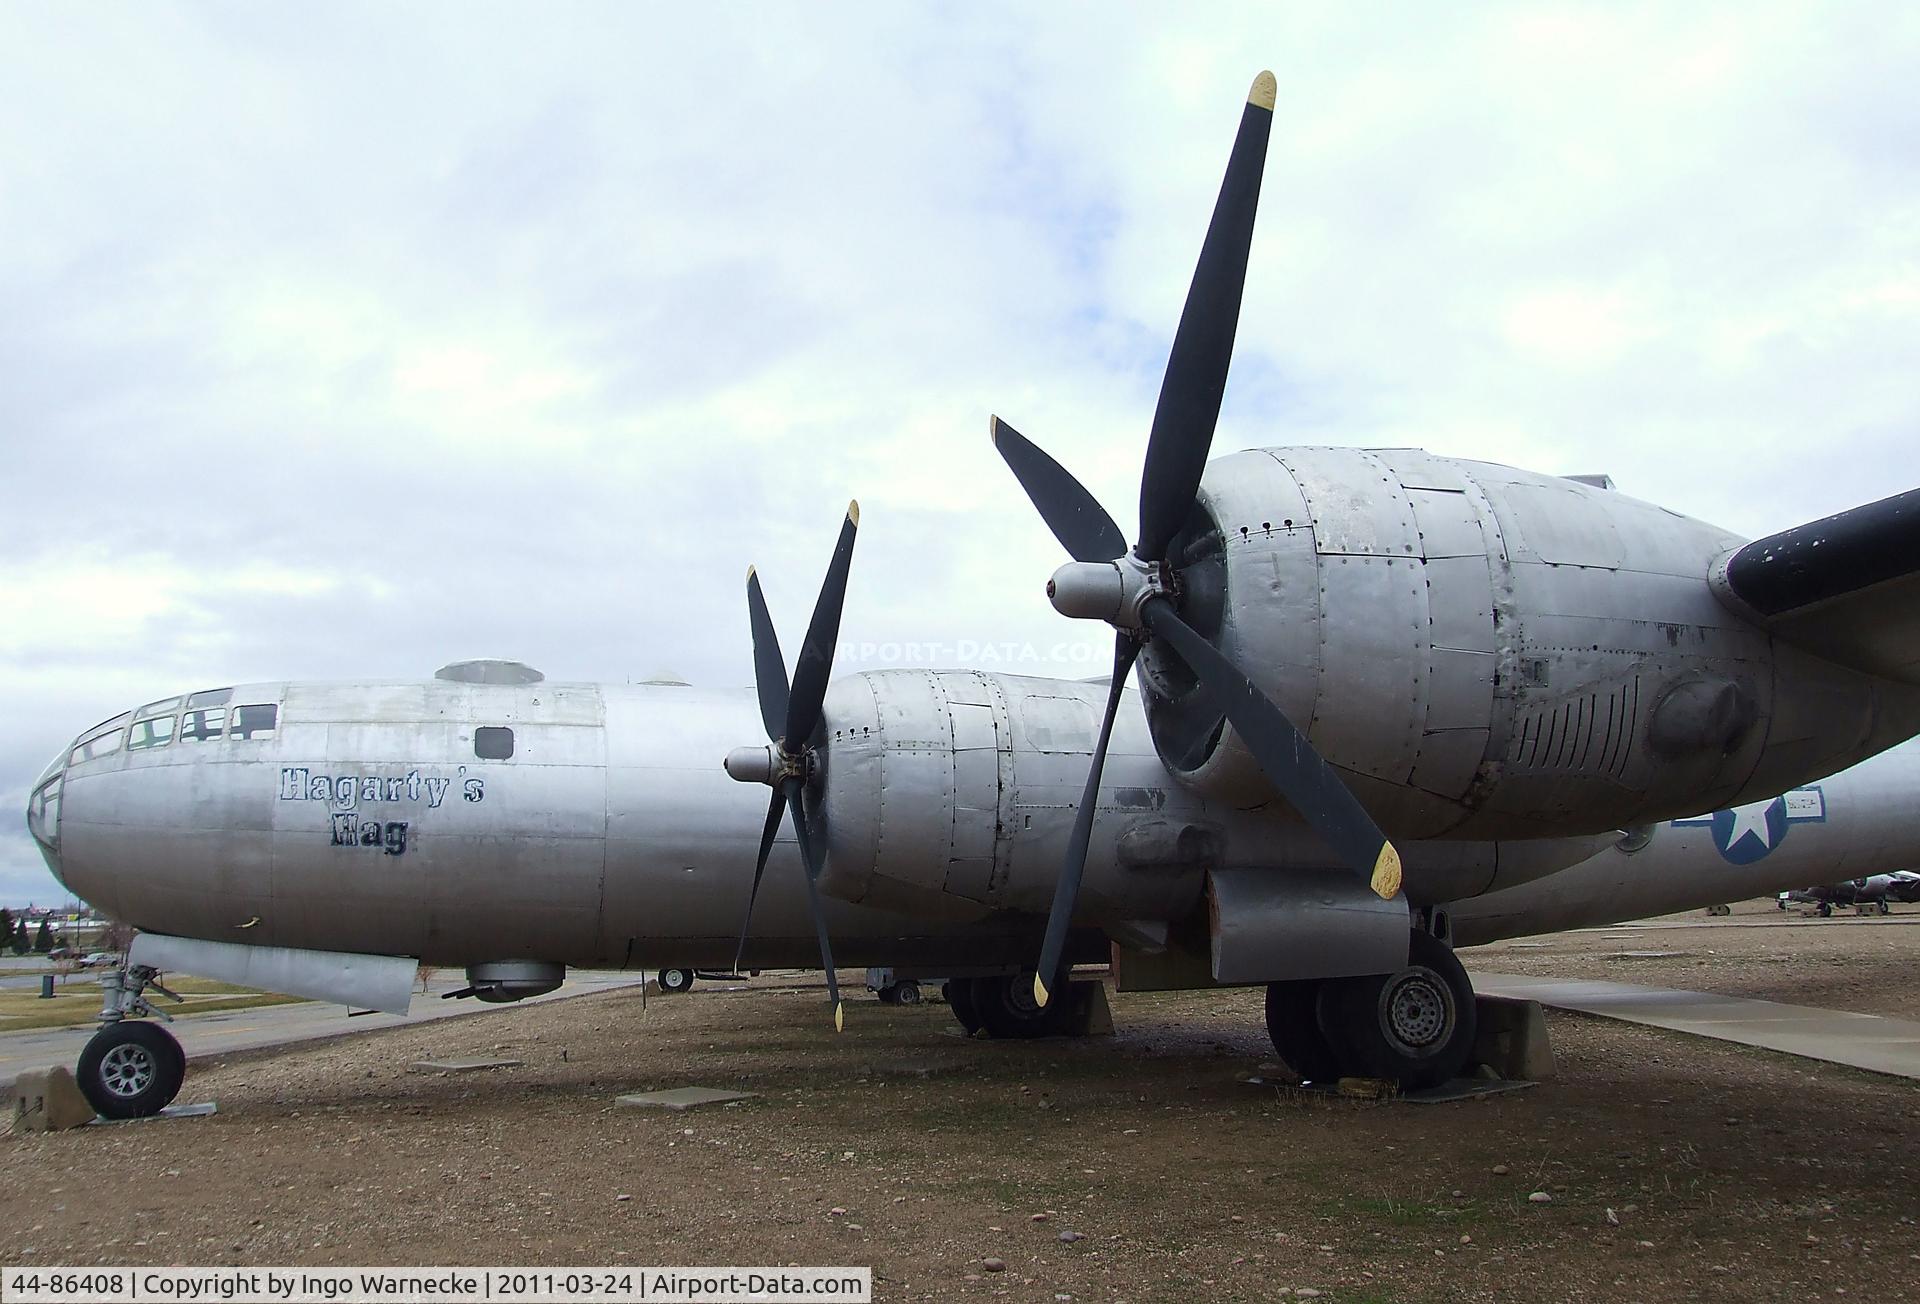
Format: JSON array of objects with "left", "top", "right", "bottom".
[{"left": 25, "top": 72, "right": 1920, "bottom": 1118}]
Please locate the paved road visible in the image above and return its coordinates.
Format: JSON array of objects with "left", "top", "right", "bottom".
[
  {"left": 1474, "top": 971, "right": 1920, "bottom": 1081},
  {"left": 0, "top": 970, "right": 649, "bottom": 1092},
  {"left": 1571, "top": 915, "right": 1920, "bottom": 933}
]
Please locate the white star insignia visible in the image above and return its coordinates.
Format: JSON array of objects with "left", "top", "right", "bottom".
[{"left": 1724, "top": 799, "right": 1778, "bottom": 851}]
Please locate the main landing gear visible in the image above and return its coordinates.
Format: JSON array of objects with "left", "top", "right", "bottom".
[
  {"left": 944, "top": 972, "right": 1074, "bottom": 1039},
  {"left": 1265, "top": 931, "right": 1478, "bottom": 1091},
  {"left": 77, "top": 964, "right": 187, "bottom": 1119}
]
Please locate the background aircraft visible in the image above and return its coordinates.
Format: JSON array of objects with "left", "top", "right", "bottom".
[
  {"left": 23, "top": 74, "right": 1920, "bottom": 1118},
  {"left": 1775, "top": 873, "right": 1920, "bottom": 915}
]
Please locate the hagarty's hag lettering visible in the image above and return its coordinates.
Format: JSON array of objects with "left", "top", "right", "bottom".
[{"left": 277, "top": 767, "right": 484, "bottom": 809}]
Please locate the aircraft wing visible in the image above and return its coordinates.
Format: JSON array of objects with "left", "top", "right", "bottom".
[{"left": 1711, "top": 487, "right": 1920, "bottom": 684}]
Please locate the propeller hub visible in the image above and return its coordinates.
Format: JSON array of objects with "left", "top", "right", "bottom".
[
  {"left": 725, "top": 743, "right": 813, "bottom": 787},
  {"left": 723, "top": 745, "right": 777, "bottom": 786},
  {"left": 1048, "top": 555, "right": 1173, "bottom": 631}
]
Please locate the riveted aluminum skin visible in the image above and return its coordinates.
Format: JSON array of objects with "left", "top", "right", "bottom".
[
  {"left": 51, "top": 679, "right": 1054, "bottom": 973},
  {"left": 45, "top": 664, "right": 1660, "bottom": 1000},
  {"left": 812, "top": 669, "right": 1608, "bottom": 920},
  {"left": 1450, "top": 739, "right": 1920, "bottom": 944},
  {"left": 1138, "top": 447, "right": 1920, "bottom": 841},
  {"left": 815, "top": 670, "right": 1211, "bottom": 922}
]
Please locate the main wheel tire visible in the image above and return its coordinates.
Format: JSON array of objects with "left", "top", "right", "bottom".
[
  {"left": 1317, "top": 932, "right": 1478, "bottom": 1092},
  {"left": 77, "top": 1021, "right": 185, "bottom": 1120},
  {"left": 1264, "top": 980, "right": 1342, "bottom": 1083},
  {"left": 973, "top": 971, "right": 1071, "bottom": 1040},
  {"left": 657, "top": 968, "right": 695, "bottom": 993},
  {"left": 946, "top": 980, "right": 984, "bottom": 1034},
  {"left": 1819, "top": 901, "right": 1833, "bottom": 918}
]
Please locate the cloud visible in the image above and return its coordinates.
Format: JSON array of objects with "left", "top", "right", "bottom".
[{"left": 2, "top": 3, "right": 1918, "bottom": 902}]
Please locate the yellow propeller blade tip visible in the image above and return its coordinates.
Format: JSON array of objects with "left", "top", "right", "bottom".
[
  {"left": 833, "top": 1000, "right": 845, "bottom": 1033},
  {"left": 746, "top": 564, "right": 757, "bottom": 580},
  {"left": 1033, "top": 973, "right": 1050, "bottom": 1007},
  {"left": 1249, "top": 71, "right": 1277, "bottom": 111},
  {"left": 1370, "top": 844, "right": 1403, "bottom": 900},
  {"left": 989, "top": 414, "right": 1002, "bottom": 442},
  {"left": 847, "top": 500, "right": 860, "bottom": 528}
]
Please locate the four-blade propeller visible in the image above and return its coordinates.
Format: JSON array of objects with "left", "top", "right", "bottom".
[
  {"left": 723, "top": 503, "right": 860, "bottom": 1031},
  {"left": 992, "top": 72, "right": 1403, "bottom": 1008}
]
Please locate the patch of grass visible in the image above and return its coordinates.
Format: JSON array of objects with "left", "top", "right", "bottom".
[{"left": 0, "top": 978, "right": 303, "bottom": 1031}]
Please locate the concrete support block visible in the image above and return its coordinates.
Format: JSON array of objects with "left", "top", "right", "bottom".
[
  {"left": 1473, "top": 994, "right": 1555, "bottom": 1081},
  {"left": 9, "top": 1066, "right": 98, "bottom": 1132},
  {"left": 1066, "top": 978, "right": 1114, "bottom": 1036}
]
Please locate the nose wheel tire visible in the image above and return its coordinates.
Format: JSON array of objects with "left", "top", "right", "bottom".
[
  {"left": 1316, "top": 931, "right": 1477, "bottom": 1091},
  {"left": 657, "top": 968, "right": 695, "bottom": 994},
  {"left": 77, "top": 1021, "right": 186, "bottom": 1120}
]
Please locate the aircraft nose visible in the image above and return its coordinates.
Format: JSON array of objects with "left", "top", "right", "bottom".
[{"left": 25, "top": 754, "right": 67, "bottom": 889}]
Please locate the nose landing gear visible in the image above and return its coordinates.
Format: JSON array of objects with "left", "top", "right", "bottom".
[{"left": 77, "top": 964, "right": 187, "bottom": 1119}]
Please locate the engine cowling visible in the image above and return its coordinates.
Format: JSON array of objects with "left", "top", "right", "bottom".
[
  {"left": 1141, "top": 447, "right": 1920, "bottom": 840},
  {"left": 810, "top": 668, "right": 1614, "bottom": 917},
  {"left": 812, "top": 670, "right": 1211, "bottom": 922}
]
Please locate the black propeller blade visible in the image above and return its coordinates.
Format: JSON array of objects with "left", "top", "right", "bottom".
[
  {"left": 785, "top": 505, "right": 860, "bottom": 749},
  {"left": 990, "top": 416, "right": 1127, "bottom": 564},
  {"left": 996, "top": 72, "right": 1401, "bottom": 1006},
  {"left": 1136, "top": 71, "right": 1276, "bottom": 564},
  {"left": 747, "top": 568, "right": 789, "bottom": 743},
  {"left": 728, "top": 503, "right": 860, "bottom": 1029},
  {"left": 1141, "top": 599, "right": 1401, "bottom": 900},
  {"left": 1033, "top": 633, "right": 1140, "bottom": 1006}
]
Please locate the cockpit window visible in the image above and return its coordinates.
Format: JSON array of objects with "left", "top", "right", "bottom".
[
  {"left": 180, "top": 707, "right": 227, "bottom": 743},
  {"left": 127, "top": 716, "right": 177, "bottom": 750},
  {"left": 69, "top": 720, "right": 127, "bottom": 766},
  {"left": 187, "top": 687, "right": 233, "bottom": 708},
  {"left": 27, "top": 776, "right": 61, "bottom": 849},
  {"left": 135, "top": 695, "right": 183, "bottom": 719},
  {"left": 231, "top": 703, "right": 278, "bottom": 741}
]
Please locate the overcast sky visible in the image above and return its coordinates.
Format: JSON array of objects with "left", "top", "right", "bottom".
[{"left": 4, "top": 4, "right": 1918, "bottom": 905}]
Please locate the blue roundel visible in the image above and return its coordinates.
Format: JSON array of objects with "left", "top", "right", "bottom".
[{"left": 1710, "top": 799, "right": 1788, "bottom": 865}]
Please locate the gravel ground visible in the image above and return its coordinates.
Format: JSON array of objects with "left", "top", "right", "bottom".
[
  {"left": 5, "top": 903, "right": 1920, "bottom": 1302},
  {"left": 1464, "top": 896, "right": 1920, "bottom": 1018}
]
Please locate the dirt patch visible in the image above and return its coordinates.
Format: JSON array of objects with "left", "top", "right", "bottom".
[
  {"left": 1464, "top": 897, "right": 1920, "bottom": 1018},
  {"left": 3, "top": 912, "right": 1919, "bottom": 1301}
]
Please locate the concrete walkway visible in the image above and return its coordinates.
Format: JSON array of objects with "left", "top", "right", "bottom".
[
  {"left": 0, "top": 970, "right": 649, "bottom": 1093},
  {"left": 1473, "top": 971, "right": 1920, "bottom": 1081}
]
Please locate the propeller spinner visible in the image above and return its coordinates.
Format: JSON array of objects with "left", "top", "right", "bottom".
[
  {"left": 992, "top": 72, "right": 1403, "bottom": 1008},
  {"left": 722, "top": 502, "right": 860, "bottom": 1031}
]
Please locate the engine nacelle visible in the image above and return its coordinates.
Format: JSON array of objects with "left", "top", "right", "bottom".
[
  {"left": 810, "top": 669, "right": 1613, "bottom": 917},
  {"left": 813, "top": 670, "right": 1210, "bottom": 921},
  {"left": 1143, "top": 448, "right": 1920, "bottom": 840}
]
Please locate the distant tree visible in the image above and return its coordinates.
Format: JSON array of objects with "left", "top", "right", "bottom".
[
  {"left": 0, "top": 909, "right": 13, "bottom": 948},
  {"left": 33, "top": 918, "right": 52, "bottom": 953},
  {"left": 8, "top": 920, "right": 25, "bottom": 955},
  {"left": 98, "top": 920, "right": 136, "bottom": 954}
]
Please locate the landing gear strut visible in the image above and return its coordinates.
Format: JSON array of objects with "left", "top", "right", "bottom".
[
  {"left": 1267, "top": 931, "right": 1479, "bottom": 1091},
  {"left": 78, "top": 964, "right": 186, "bottom": 1119}
]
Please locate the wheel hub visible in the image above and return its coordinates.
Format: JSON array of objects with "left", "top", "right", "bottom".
[
  {"left": 99, "top": 1042, "right": 156, "bottom": 1098},
  {"left": 1004, "top": 977, "right": 1043, "bottom": 1019},
  {"left": 1382, "top": 969, "right": 1452, "bottom": 1052}
]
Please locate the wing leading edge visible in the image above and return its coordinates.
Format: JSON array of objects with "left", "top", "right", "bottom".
[{"left": 1711, "top": 487, "right": 1920, "bottom": 684}]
